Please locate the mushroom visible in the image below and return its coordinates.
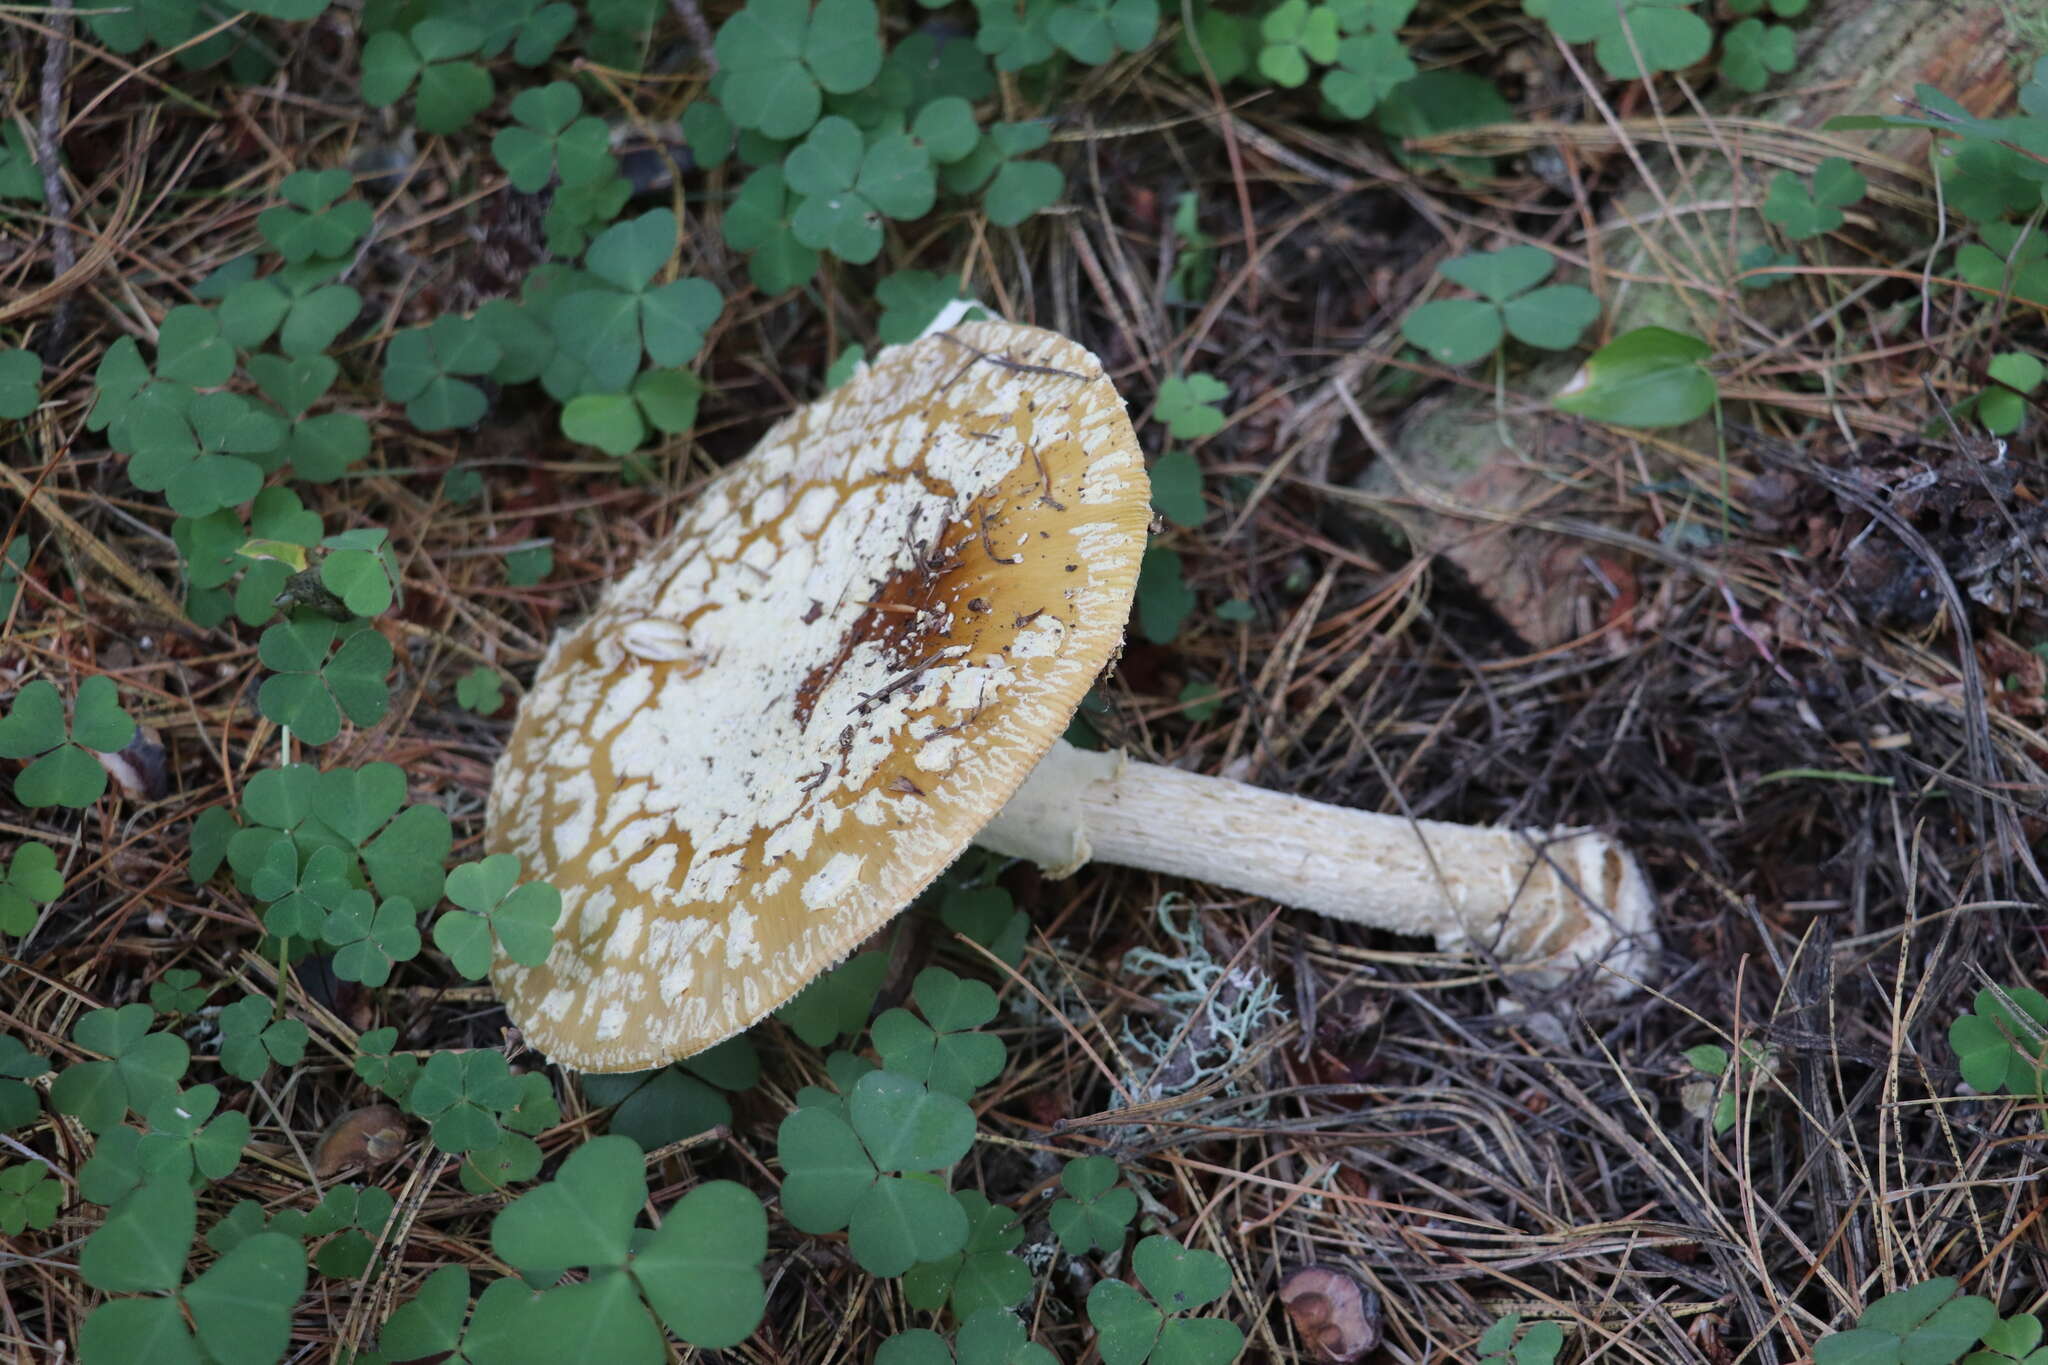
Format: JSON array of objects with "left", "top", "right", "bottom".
[
  {"left": 313, "top": 1104, "right": 409, "bottom": 1177},
  {"left": 486, "top": 319, "right": 1656, "bottom": 1072},
  {"left": 1278, "top": 1265, "right": 1382, "bottom": 1363}
]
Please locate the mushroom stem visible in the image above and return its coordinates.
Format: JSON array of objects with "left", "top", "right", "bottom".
[{"left": 974, "top": 739, "right": 1656, "bottom": 982}]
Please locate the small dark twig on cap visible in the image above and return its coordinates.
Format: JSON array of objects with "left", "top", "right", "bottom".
[{"left": 937, "top": 330, "right": 1091, "bottom": 383}]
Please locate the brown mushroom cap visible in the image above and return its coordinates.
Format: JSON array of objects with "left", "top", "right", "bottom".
[
  {"left": 1277, "top": 1265, "right": 1381, "bottom": 1362},
  {"left": 486, "top": 321, "right": 1150, "bottom": 1071}
]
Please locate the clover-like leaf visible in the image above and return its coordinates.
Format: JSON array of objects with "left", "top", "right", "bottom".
[
  {"left": 1762, "top": 156, "right": 1866, "bottom": 240},
  {"left": 441, "top": 852, "right": 561, "bottom": 973},
  {"left": 777, "top": 1104, "right": 879, "bottom": 1234},
  {"left": 1719, "top": 17, "right": 1797, "bottom": 93},
  {"left": 217, "top": 994, "right": 308, "bottom": 1082},
  {"left": 1257, "top": 0, "right": 1337, "bottom": 86},
  {"left": 784, "top": 117, "right": 936, "bottom": 264},
  {"left": 561, "top": 369, "right": 705, "bottom": 456},
  {"left": 724, "top": 165, "right": 822, "bottom": 292},
  {"left": 1137, "top": 546, "right": 1194, "bottom": 645},
  {"left": 632, "top": 1179, "right": 769, "bottom": 1347},
  {"left": 553, "top": 209, "right": 724, "bottom": 390},
  {"left": 871, "top": 968, "right": 1005, "bottom": 1098},
  {"left": 52, "top": 1005, "right": 191, "bottom": 1134},
  {"left": 1403, "top": 246, "right": 1599, "bottom": 364},
  {"left": 850, "top": 1069, "right": 977, "bottom": 1172},
  {"left": 257, "top": 169, "right": 373, "bottom": 262},
  {"left": 1321, "top": 28, "right": 1414, "bottom": 118},
  {"left": 0, "top": 1162, "right": 62, "bottom": 1235},
  {"left": 1951, "top": 986, "right": 2048, "bottom": 1095},
  {"left": 1956, "top": 225, "right": 2048, "bottom": 310},
  {"left": 1153, "top": 373, "right": 1229, "bottom": 440},
  {"left": 431, "top": 908, "right": 492, "bottom": 980},
  {"left": 252, "top": 841, "right": 353, "bottom": 940},
  {"left": 1149, "top": 448, "right": 1205, "bottom": 529},
  {"left": 0, "top": 1034, "right": 50, "bottom": 1134},
  {"left": 940, "top": 884, "right": 1029, "bottom": 966},
  {"left": 714, "top": 0, "right": 884, "bottom": 139},
  {"left": 0, "top": 347, "right": 42, "bottom": 420},
  {"left": 1048, "top": 0, "right": 1158, "bottom": 65},
  {"left": 877, "top": 271, "right": 967, "bottom": 344},
  {"left": 982, "top": 155, "right": 1064, "bottom": 227},
  {"left": 586, "top": 1039, "right": 759, "bottom": 1151},
  {"left": 856, "top": 1174, "right": 972, "bottom": 1277},
  {"left": 1978, "top": 353, "right": 2044, "bottom": 436},
  {"left": 1089, "top": 1235, "right": 1243, "bottom": 1365},
  {"left": 354, "top": 1028, "right": 421, "bottom": 1106},
  {"left": 319, "top": 526, "right": 402, "bottom": 618},
  {"left": 494, "top": 81, "right": 613, "bottom": 191},
  {"left": 362, "top": 21, "right": 494, "bottom": 133},
  {"left": 941, "top": 120, "right": 1060, "bottom": 228},
  {"left": 1813, "top": 1279, "right": 1997, "bottom": 1365},
  {"left": 1523, "top": 0, "right": 1711, "bottom": 79},
  {"left": 456, "top": 1131, "right": 542, "bottom": 1196},
  {"left": 975, "top": 0, "right": 1059, "bottom": 70},
  {"left": 77, "top": 1123, "right": 145, "bottom": 1209},
  {"left": 1135, "top": 1235, "right": 1234, "bottom": 1313},
  {"left": 475, "top": 297, "right": 557, "bottom": 384},
  {"left": 493, "top": 1131, "right": 644, "bottom": 1271},
  {"left": 959, "top": 1308, "right": 1061, "bottom": 1365},
  {"left": 383, "top": 315, "right": 501, "bottom": 431},
  {"left": 0, "top": 677, "right": 137, "bottom": 808},
  {"left": 305, "top": 762, "right": 401, "bottom": 844},
  {"left": 136, "top": 1084, "right": 251, "bottom": 1185},
  {"left": 1933, "top": 138, "right": 2043, "bottom": 226},
  {"left": 542, "top": 172, "right": 633, "bottom": 256},
  {"left": 380, "top": 1266, "right": 509, "bottom": 1361},
  {"left": 0, "top": 122, "right": 47, "bottom": 204},
  {"left": 80, "top": 1175, "right": 195, "bottom": 1294},
  {"left": 155, "top": 305, "right": 235, "bottom": 387},
  {"left": 1090, "top": 1280, "right": 1165, "bottom": 1365},
  {"left": 247, "top": 353, "right": 368, "bottom": 482},
  {"left": 409, "top": 1049, "right": 524, "bottom": 1154},
  {"left": 257, "top": 618, "right": 394, "bottom": 745},
  {"left": 0, "top": 841, "right": 63, "bottom": 936},
  {"left": 911, "top": 96, "right": 981, "bottom": 163},
  {"left": 118, "top": 386, "right": 283, "bottom": 519},
  {"left": 1049, "top": 1154, "right": 1137, "bottom": 1255},
  {"left": 455, "top": 666, "right": 506, "bottom": 714},
  {"left": 149, "top": 969, "right": 209, "bottom": 1017},
  {"left": 1974, "top": 1312, "right": 2046, "bottom": 1363},
  {"left": 777, "top": 948, "right": 889, "bottom": 1046},
  {"left": 183, "top": 1231, "right": 308, "bottom": 1363},
  {"left": 326, "top": 891, "right": 422, "bottom": 987},
  {"left": 505, "top": 545, "right": 553, "bottom": 586},
  {"left": 1438, "top": 244, "right": 1553, "bottom": 301},
  {"left": 903, "top": 1191, "right": 1032, "bottom": 1320}
]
